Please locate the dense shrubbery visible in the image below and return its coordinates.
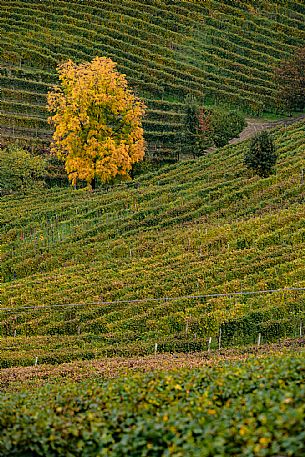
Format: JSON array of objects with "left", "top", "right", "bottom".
[
  {"left": 181, "top": 97, "right": 245, "bottom": 155},
  {"left": 181, "top": 96, "right": 213, "bottom": 156},
  {"left": 210, "top": 107, "right": 245, "bottom": 147},
  {"left": 0, "top": 352, "right": 304, "bottom": 456},
  {"left": 0, "top": 145, "right": 46, "bottom": 192}
]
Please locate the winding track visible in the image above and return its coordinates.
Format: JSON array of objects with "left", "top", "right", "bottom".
[{"left": 229, "top": 113, "right": 305, "bottom": 145}]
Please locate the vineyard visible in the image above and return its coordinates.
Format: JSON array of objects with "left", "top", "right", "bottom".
[
  {"left": 1, "top": 348, "right": 305, "bottom": 456},
  {"left": 1, "top": 0, "right": 305, "bottom": 159},
  {"left": 1, "top": 120, "right": 305, "bottom": 368},
  {"left": 1, "top": 0, "right": 305, "bottom": 446}
]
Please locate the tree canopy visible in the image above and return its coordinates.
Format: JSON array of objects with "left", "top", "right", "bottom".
[
  {"left": 47, "top": 57, "right": 146, "bottom": 189},
  {"left": 181, "top": 96, "right": 245, "bottom": 156},
  {"left": 274, "top": 46, "right": 305, "bottom": 113}
]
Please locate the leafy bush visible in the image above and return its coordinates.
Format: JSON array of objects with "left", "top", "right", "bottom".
[
  {"left": 244, "top": 131, "right": 277, "bottom": 178},
  {"left": 0, "top": 352, "right": 304, "bottom": 456},
  {"left": 0, "top": 145, "right": 46, "bottom": 193},
  {"left": 210, "top": 107, "right": 245, "bottom": 147},
  {"left": 181, "top": 95, "right": 213, "bottom": 157},
  {"left": 181, "top": 98, "right": 245, "bottom": 155}
]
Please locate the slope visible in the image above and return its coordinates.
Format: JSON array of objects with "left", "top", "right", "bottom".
[
  {"left": 1, "top": 0, "right": 305, "bottom": 159},
  {"left": 1, "top": 120, "right": 305, "bottom": 367}
]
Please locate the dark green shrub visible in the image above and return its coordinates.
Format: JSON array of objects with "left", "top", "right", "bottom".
[
  {"left": 181, "top": 98, "right": 245, "bottom": 155},
  {"left": 181, "top": 95, "right": 213, "bottom": 157},
  {"left": 1, "top": 355, "right": 305, "bottom": 456},
  {"left": 210, "top": 108, "right": 245, "bottom": 147},
  {"left": 244, "top": 131, "right": 277, "bottom": 177}
]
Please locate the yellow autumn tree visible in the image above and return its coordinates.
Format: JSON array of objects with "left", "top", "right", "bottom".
[{"left": 47, "top": 57, "right": 146, "bottom": 189}]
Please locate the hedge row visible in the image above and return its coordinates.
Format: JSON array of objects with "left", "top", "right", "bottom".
[{"left": 0, "top": 352, "right": 305, "bottom": 456}]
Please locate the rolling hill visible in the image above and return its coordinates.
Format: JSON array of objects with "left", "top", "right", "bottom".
[
  {"left": 1, "top": 0, "right": 305, "bottom": 159},
  {"left": 1, "top": 2, "right": 305, "bottom": 455},
  {"left": 1, "top": 119, "right": 304, "bottom": 367}
]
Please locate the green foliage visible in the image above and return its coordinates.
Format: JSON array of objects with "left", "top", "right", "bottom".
[
  {"left": 210, "top": 107, "right": 245, "bottom": 148},
  {"left": 0, "top": 352, "right": 305, "bottom": 456},
  {"left": 181, "top": 98, "right": 245, "bottom": 155},
  {"left": 0, "top": 145, "right": 46, "bottom": 192},
  {"left": 181, "top": 95, "right": 213, "bottom": 156},
  {"left": 244, "top": 131, "right": 277, "bottom": 178},
  {"left": 274, "top": 46, "right": 305, "bottom": 112}
]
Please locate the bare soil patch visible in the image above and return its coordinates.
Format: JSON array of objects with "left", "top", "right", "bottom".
[{"left": 1, "top": 338, "right": 304, "bottom": 392}]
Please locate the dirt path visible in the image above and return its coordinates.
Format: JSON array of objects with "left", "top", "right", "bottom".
[
  {"left": 1, "top": 338, "right": 304, "bottom": 392},
  {"left": 229, "top": 114, "right": 305, "bottom": 146}
]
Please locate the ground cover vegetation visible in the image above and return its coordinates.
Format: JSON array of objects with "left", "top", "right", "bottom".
[
  {"left": 1, "top": 339, "right": 303, "bottom": 393},
  {"left": 0, "top": 144, "right": 46, "bottom": 192},
  {"left": 1, "top": 120, "right": 305, "bottom": 368},
  {"left": 0, "top": 350, "right": 304, "bottom": 456},
  {"left": 1, "top": 0, "right": 305, "bottom": 161}
]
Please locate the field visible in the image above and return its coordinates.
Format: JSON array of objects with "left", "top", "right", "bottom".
[
  {"left": 1, "top": 120, "right": 305, "bottom": 368},
  {"left": 1, "top": 0, "right": 305, "bottom": 158},
  {"left": 1, "top": 1, "right": 305, "bottom": 454}
]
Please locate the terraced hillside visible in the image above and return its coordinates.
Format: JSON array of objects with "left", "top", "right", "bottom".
[
  {"left": 1, "top": 0, "right": 305, "bottom": 159},
  {"left": 1, "top": 120, "right": 305, "bottom": 367}
]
